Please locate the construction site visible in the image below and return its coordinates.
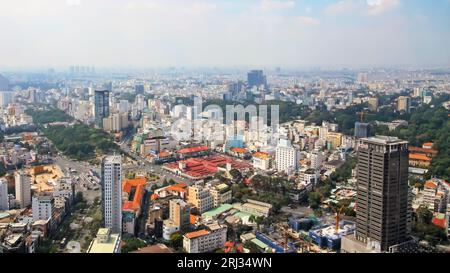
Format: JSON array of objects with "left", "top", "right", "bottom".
[
  {"left": 29, "top": 165, "right": 64, "bottom": 193},
  {"left": 251, "top": 207, "right": 356, "bottom": 253}
]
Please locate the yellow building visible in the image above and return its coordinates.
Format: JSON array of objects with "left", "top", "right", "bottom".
[{"left": 327, "top": 132, "right": 343, "bottom": 150}]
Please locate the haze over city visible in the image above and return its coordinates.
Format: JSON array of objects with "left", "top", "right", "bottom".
[
  {"left": 1, "top": 0, "right": 450, "bottom": 69},
  {"left": 0, "top": 0, "right": 450, "bottom": 261}
]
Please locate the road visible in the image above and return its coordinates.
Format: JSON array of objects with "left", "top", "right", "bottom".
[
  {"left": 117, "top": 134, "right": 193, "bottom": 187},
  {"left": 53, "top": 155, "right": 101, "bottom": 204}
]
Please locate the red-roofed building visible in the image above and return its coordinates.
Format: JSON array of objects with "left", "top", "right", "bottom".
[
  {"left": 229, "top": 147, "right": 249, "bottom": 159},
  {"left": 183, "top": 223, "right": 227, "bottom": 253},
  {"left": 423, "top": 179, "right": 450, "bottom": 212},
  {"left": 252, "top": 152, "right": 271, "bottom": 170},
  {"left": 409, "top": 153, "right": 432, "bottom": 168},
  {"left": 163, "top": 155, "right": 252, "bottom": 180},
  {"left": 177, "top": 146, "right": 210, "bottom": 159},
  {"left": 422, "top": 142, "right": 434, "bottom": 149},
  {"left": 409, "top": 146, "right": 438, "bottom": 158},
  {"left": 122, "top": 177, "right": 147, "bottom": 212},
  {"left": 122, "top": 177, "right": 147, "bottom": 234},
  {"left": 432, "top": 213, "right": 446, "bottom": 229}
]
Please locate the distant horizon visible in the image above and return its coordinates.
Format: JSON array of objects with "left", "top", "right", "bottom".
[
  {"left": 1, "top": 0, "right": 449, "bottom": 69},
  {"left": 2, "top": 64, "right": 450, "bottom": 74}
]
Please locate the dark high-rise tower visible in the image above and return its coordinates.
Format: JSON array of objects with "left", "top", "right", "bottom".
[
  {"left": 247, "top": 70, "right": 267, "bottom": 90},
  {"left": 135, "top": 84, "right": 144, "bottom": 95},
  {"left": 355, "top": 136, "right": 410, "bottom": 252},
  {"left": 354, "top": 122, "right": 369, "bottom": 139},
  {"left": 94, "top": 90, "right": 110, "bottom": 127}
]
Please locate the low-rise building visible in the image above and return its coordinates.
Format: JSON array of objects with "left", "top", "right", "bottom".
[
  {"left": 234, "top": 199, "right": 272, "bottom": 217},
  {"left": 87, "top": 228, "right": 121, "bottom": 253},
  {"left": 183, "top": 223, "right": 227, "bottom": 253},
  {"left": 252, "top": 152, "right": 271, "bottom": 171}
]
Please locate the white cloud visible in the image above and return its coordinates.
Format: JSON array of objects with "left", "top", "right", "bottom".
[
  {"left": 325, "top": 0, "right": 361, "bottom": 15},
  {"left": 325, "top": 0, "right": 401, "bottom": 16},
  {"left": 0, "top": 0, "right": 447, "bottom": 68},
  {"left": 367, "top": 0, "right": 401, "bottom": 16},
  {"left": 259, "top": 0, "right": 295, "bottom": 12}
]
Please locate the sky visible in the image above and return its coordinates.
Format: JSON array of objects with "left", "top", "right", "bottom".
[{"left": 0, "top": 0, "right": 449, "bottom": 69}]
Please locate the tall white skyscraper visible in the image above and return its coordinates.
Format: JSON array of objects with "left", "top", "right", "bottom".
[
  {"left": 276, "top": 138, "right": 300, "bottom": 174},
  {"left": 15, "top": 171, "right": 31, "bottom": 208},
  {"left": 101, "top": 155, "right": 122, "bottom": 234},
  {"left": 0, "top": 178, "right": 9, "bottom": 211}
]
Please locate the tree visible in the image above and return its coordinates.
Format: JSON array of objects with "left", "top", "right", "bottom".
[
  {"left": 122, "top": 238, "right": 147, "bottom": 253},
  {"left": 75, "top": 192, "right": 84, "bottom": 204},
  {"left": 229, "top": 169, "right": 242, "bottom": 180},
  {"left": 170, "top": 232, "right": 183, "bottom": 248},
  {"left": 416, "top": 205, "right": 433, "bottom": 225},
  {"left": 75, "top": 202, "right": 86, "bottom": 211},
  {"left": 308, "top": 192, "right": 322, "bottom": 210}
]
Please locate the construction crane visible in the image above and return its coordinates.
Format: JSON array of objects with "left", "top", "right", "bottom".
[
  {"left": 332, "top": 205, "right": 345, "bottom": 232},
  {"left": 277, "top": 223, "right": 315, "bottom": 253}
]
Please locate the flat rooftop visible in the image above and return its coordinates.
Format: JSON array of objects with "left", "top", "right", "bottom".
[
  {"left": 88, "top": 233, "right": 120, "bottom": 253},
  {"left": 362, "top": 136, "right": 408, "bottom": 145}
]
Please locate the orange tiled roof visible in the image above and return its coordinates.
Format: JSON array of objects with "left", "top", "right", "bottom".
[
  {"left": 122, "top": 177, "right": 147, "bottom": 211},
  {"left": 424, "top": 181, "right": 437, "bottom": 189},
  {"left": 150, "top": 193, "right": 159, "bottom": 201},
  {"left": 231, "top": 147, "right": 247, "bottom": 154},
  {"left": 185, "top": 229, "right": 209, "bottom": 239},
  {"left": 177, "top": 146, "right": 209, "bottom": 154},
  {"left": 167, "top": 183, "right": 188, "bottom": 193},
  {"left": 190, "top": 214, "right": 198, "bottom": 225},
  {"left": 252, "top": 152, "right": 269, "bottom": 159},
  {"left": 409, "top": 146, "right": 438, "bottom": 156},
  {"left": 409, "top": 153, "right": 432, "bottom": 162},
  {"left": 159, "top": 151, "right": 171, "bottom": 158}
]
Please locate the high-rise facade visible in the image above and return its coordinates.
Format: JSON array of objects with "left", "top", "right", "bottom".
[
  {"left": 355, "top": 136, "right": 410, "bottom": 252},
  {"left": 101, "top": 155, "right": 123, "bottom": 234},
  {"left": 354, "top": 122, "right": 370, "bottom": 139},
  {"left": 0, "top": 178, "right": 9, "bottom": 211},
  {"left": 0, "top": 91, "right": 13, "bottom": 107},
  {"left": 169, "top": 199, "right": 190, "bottom": 230},
  {"left": 94, "top": 90, "right": 110, "bottom": 127},
  {"left": 397, "top": 96, "right": 411, "bottom": 113},
  {"left": 32, "top": 194, "right": 55, "bottom": 226},
  {"left": 135, "top": 84, "right": 144, "bottom": 95},
  {"left": 247, "top": 70, "right": 267, "bottom": 90},
  {"left": 368, "top": 97, "right": 379, "bottom": 112},
  {"left": 188, "top": 183, "right": 214, "bottom": 214},
  {"left": 15, "top": 171, "right": 31, "bottom": 208},
  {"left": 0, "top": 74, "right": 9, "bottom": 91},
  {"left": 276, "top": 138, "right": 300, "bottom": 174}
]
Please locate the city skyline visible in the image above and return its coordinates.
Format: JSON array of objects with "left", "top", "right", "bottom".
[{"left": 0, "top": 0, "right": 450, "bottom": 69}]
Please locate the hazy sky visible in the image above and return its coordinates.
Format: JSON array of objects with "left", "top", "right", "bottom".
[{"left": 1, "top": 0, "right": 450, "bottom": 69}]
